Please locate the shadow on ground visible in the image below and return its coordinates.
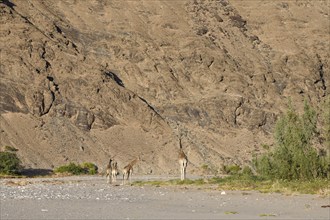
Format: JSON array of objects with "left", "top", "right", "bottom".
[{"left": 20, "top": 168, "right": 54, "bottom": 177}]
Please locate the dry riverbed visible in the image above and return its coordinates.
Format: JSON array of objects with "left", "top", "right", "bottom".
[{"left": 1, "top": 175, "right": 329, "bottom": 219}]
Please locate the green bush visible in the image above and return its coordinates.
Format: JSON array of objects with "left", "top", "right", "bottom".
[
  {"left": 81, "top": 162, "right": 98, "bottom": 175},
  {"left": 0, "top": 151, "right": 22, "bottom": 175},
  {"left": 253, "top": 101, "right": 329, "bottom": 180},
  {"left": 54, "top": 163, "right": 85, "bottom": 175},
  {"left": 241, "top": 166, "right": 253, "bottom": 176},
  {"left": 54, "top": 162, "right": 98, "bottom": 175},
  {"left": 223, "top": 164, "right": 241, "bottom": 175},
  {"left": 322, "top": 97, "right": 330, "bottom": 151}
]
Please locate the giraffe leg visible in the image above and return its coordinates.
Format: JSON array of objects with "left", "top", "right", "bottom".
[
  {"left": 129, "top": 169, "right": 133, "bottom": 184},
  {"left": 180, "top": 165, "right": 182, "bottom": 180},
  {"left": 126, "top": 171, "right": 130, "bottom": 185},
  {"left": 111, "top": 171, "right": 116, "bottom": 183},
  {"left": 180, "top": 163, "right": 185, "bottom": 180},
  {"left": 183, "top": 161, "right": 187, "bottom": 180},
  {"left": 180, "top": 165, "right": 183, "bottom": 180},
  {"left": 106, "top": 172, "right": 111, "bottom": 183},
  {"left": 183, "top": 166, "right": 186, "bottom": 180},
  {"left": 181, "top": 167, "right": 183, "bottom": 180}
]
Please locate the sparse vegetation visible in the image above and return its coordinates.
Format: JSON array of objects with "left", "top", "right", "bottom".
[
  {"left": 259, "top": 213, "right": 276, "bottom": 217},
  {"left": 322, "top": 97, "right": 330, "bottom": 151},
  {"left": 134, "top": 179, "right": 205, "bottom": 187},
  {"left": 224, "top": 211, "right": 238, "bottom": 215},
  {"left": 201, "top": 164, "right": 208, "bottom": 170},
  {"left": 261, "top": 144, "right": 270, "bottom": 150},
  {"left": 223, "top": 164, "right": 241, "bottom": 175},
  {"left": 133, "top": 175, "right": 329, "bottom": 195},
  {"left": 54, "top": 162, "right": 98, "bottom": 175},
  {"left": 4, "top": 146, "right": 18, "bottom": 152}
]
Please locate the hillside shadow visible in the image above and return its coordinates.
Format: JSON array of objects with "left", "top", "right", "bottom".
[
  {"left": 20, "top": 168, "right": 54, "bottom": 177},
  {"left": 2, "top": 0, "right": 16, "bottom": 9}
]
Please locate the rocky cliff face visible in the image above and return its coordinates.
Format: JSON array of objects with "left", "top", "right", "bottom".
[{"left": 0, "top": 0, "right": 329, "bottom": 174}]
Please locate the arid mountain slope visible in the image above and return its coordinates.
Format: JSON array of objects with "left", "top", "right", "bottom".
[{"left": 0, "top": 0, "right": 329, "bottom": 174}]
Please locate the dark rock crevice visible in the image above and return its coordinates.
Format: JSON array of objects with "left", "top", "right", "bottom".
[
  {"left": 103, "top": 71, "right": 125, "bottom": 87},
  {"left": 233, "top": 98, "right": 243, "bottom": 126},
  {"left": 31, "top": 89, "right": 54, "bottom": 116},
  {"left": 138, "top": 96, "right": 166, "bottom": 122},
  {"left": 315, "top": 54, "right": 327, "bottom": 92}
]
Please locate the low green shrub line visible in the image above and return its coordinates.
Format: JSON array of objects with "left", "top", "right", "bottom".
[
  {"left": 54, "top": 162, "right": 98, "bottom": 175},
  {"left": 133, "top": 175, "right": 329, "bottom": 195}
]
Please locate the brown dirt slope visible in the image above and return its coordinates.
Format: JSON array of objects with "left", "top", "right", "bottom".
[{"left": 0, "top": 0, "right": 329, "bottom": 174}]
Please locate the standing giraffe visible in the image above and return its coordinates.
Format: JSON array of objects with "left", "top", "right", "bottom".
[
  {"left": 178, "top": 138, "right": 188, "bottom": 181},
  {"left": 122, "top": 157, "right": 140, "bottom": 185},
  {"left": 105, "top": 158, "right": 113, "bottom": 184},
  {"left": 111, "top": 161, "right": 119, "bottom": 183}
]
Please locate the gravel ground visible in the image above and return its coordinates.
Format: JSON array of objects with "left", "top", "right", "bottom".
[{"left": 1, "top": 175, "right": 329, "bottom": 219}]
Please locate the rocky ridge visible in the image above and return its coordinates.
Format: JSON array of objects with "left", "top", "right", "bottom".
[{"left": 0, "top": 0, "right": 329, "bottom": 174}]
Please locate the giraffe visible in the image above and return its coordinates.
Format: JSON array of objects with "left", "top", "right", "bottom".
[
  {"left": 122, "top": 157, "right": 140, "bottom": 185},
  {"left": 105, "top": 158, "right": 113, "bottom": 184},
  {"left": 111, "top": 161, "right": 119, "bottom": 183},
  {"left": 178, "top": 138, "right": 188, "bottom": 181}
]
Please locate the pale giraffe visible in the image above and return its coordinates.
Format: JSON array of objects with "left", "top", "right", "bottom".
[
  {"left": 111, "top": 161, "right": 119, "bottom": 183},
  {"left": 178, "top": 138, "right": 188, "bottom": 181},
  {"left": 105, "top": 158, "right": 113, "bottom": 184},
  {"left": 122, "top": 157, "right": 140, "bottom": 185}
]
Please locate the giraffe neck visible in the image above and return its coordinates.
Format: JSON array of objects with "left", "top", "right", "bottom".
[
  {"left": 124, "top": 158, "right": 138, "bottom": 171},
  {"left": 130, "top": 158, "right": 138, "bottom": 166}
]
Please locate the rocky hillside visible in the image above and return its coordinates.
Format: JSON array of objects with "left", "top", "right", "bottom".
[{"left": 0, "top": 0, "right": 329, "bottom": 175}]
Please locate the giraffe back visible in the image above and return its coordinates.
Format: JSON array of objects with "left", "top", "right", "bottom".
[
  {"left": 179, "top": 149, "right": 187, "bottom": 161},
  {"left": 124, "top": 157, "right": 139, "bottom": 171}
]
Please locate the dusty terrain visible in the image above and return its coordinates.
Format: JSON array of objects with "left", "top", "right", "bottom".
[
  {"left": 0, "top": 0, "right": 329, "bottom": 174},
  {"left": 1, "top": 175, "right": 329, "bottom": 220}
]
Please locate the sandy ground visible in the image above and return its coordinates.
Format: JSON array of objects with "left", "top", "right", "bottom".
[{"left": 0, "top": 175, "right": 329, "bottom": 220}]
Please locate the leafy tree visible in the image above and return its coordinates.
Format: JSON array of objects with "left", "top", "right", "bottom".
[{"left": 253, "top": 100, "right": 329, "bottom": 180}]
